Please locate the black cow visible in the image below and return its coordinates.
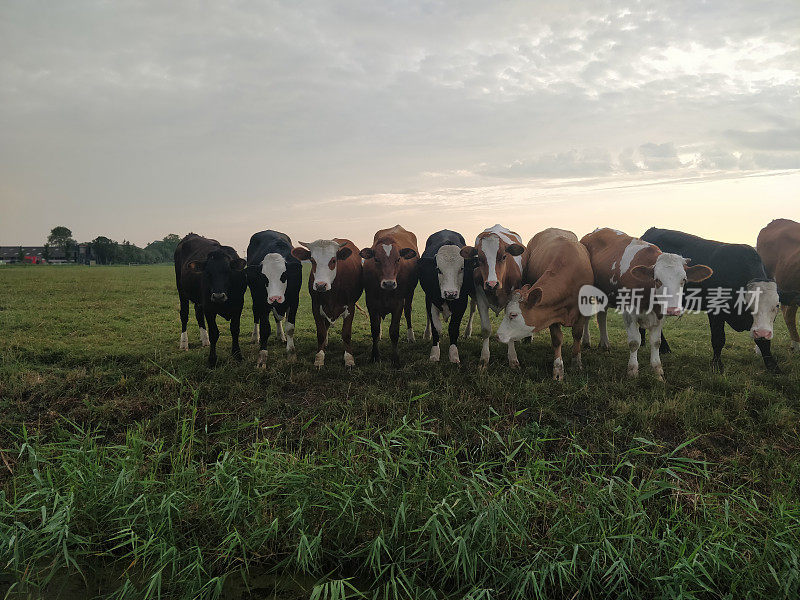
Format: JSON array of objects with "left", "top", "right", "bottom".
[
  {"left": 641, "top": 227, "right": 781, "bottom": 373},
  {"left": 418, "top": 229, "right": 476, "bottom": 364},
  {"left": 174, "top": 233, "right": 247, "bottom": 367},
  {"left": 246, "top": 230, "right": 302, "bottom": 368}
]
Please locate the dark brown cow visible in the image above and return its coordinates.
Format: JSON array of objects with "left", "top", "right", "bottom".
[
  {"left": 359, "top": 225, "right": 419, "bottom": 365},
  {"left": 496, "top": 228, "right": 593, "bottom": 380},
  {"left": 758, "top": 218, "right": 800, "bottom": 352},
  {"left": 291, "top": 238, "right": 363, "bottom": 367},
  {"left": 460, "top": 224, "right": 526, "bottom": 367}
]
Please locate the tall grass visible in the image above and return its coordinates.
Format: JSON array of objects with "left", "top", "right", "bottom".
[{"left": 3, "top": 398, "right": 799, "bottom": 599}]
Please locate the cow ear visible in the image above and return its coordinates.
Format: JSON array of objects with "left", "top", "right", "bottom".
[
  {"left": 231, "top": 258, "right": 247, "bottom": 272},
  {"left": 506, "top": 243, "right": 525, "bottom": 256},
  {"left": 630, "top": 265, "right": 655, "bottom": 283},
  {"left": 399, "top": 248, "right": 417, "bottom": 259},
  {"left": 519, "top": 285, "right": 542, "bottom": 307},
  {"left": 188, "top": 260, "right": 206, "bottom": 273},
  {"left": 291, "top": 247, "right": 311, "bottom": 261},
  {"left": 336, "top": 247, "right": 352, "bottom": 260},
  {"left": 460, "top": 245, "right": 478, "bottom": 259},
  {"left": 360, "top": 248, "right": 374, "bottom": 259},
  {"left": 686, "top": 264, "right": 712, "bottom": 282}
]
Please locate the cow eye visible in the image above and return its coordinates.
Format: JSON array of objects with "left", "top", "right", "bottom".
[
  {"left": 436, "top": 268, "right": 442, "bottom": 274},
  {"left": 498, "top": 255, "right": 506, "bottom": 261},
  {"left": 280, "top": 272, "right": 287, "bottom": 282},
  {"left": 459, "top": 267, "right": 464, "bottom": 272}
]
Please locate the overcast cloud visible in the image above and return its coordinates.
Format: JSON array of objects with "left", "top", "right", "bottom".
[{"left": 1, "top": 0, "right": 798, "bottom": 249}]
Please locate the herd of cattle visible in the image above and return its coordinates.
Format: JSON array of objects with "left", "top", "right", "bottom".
[{"left": 174, "top": 219, "right": 800, "bottom": 379}]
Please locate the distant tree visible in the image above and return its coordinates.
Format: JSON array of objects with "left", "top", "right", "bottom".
[
  {"left": 47, "top": 226, "right": 76, "bottom": 261},
  {"left": 144, "top": 233, "right": 182, "bottom": 263},
  {"left": 43, "top": 243, "right": 51, "bottom": 261},
  {"left": 17, "top": 246, "right": 25, "bottom": 262},
  {"left": 91, "top": 236, "right": 118, "bottom": 265}
]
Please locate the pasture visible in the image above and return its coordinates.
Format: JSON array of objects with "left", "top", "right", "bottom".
[{"left": 1, "top": 264, "right": 799, "bottom": 599}]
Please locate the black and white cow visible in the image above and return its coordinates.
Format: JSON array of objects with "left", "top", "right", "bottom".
[
  {"left": 418, "top": 230, "right": 476, "bottom": 364},
  {"left": 641, "top": 227, "right": 781, "bottom": 373},
  {"left": 246, "top": 230, "right": 302, "bottom": 368},
  {"left": 174, "top": 233, "right": 247, "bottom": 367}
]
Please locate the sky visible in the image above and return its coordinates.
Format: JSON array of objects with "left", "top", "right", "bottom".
[{"left": 1, "top": 0, "right": 798, "bottom": 253}]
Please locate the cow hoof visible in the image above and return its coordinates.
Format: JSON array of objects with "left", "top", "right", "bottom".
[
  {"left": 344, "top": 352, "right": 355, "bottom": 368},
  {"left": 286, "top": 353, "right": 297, "bottom": 364},
  {"left": 314, "top": 352, "right": 325, "bottom": 368},
  {"left": 711, "top": 359, "right": 723, "bottom": 373},
  {"left": 478, "top": 360, "right": 488, "bottom": 371},
  {"left": 199, "top": 329, "right": 210, "bottom": 347},
  {"left": 257, "top": 350, "right": 268, "bottom": 369},
  {"left": 552, "top": 369, "right": 564, "bottom": 381},
  {"left": 251, "top": 333, "right": 260, "bottom": 343},
  {"left": 208, "top": 356, "right": 217, "bottom": 368},
  {"left": 600, "top": 343, "right": 610, "bottom": 353},
  {"left": 509, "top": 359, "right": 520, "bottom": 369},
  {"left": 627, "top": 366, "right": 639, "bottom": 378},
  {"left": 572, "top": 357, "right": 583, "bottom": 371},
  {"left": 406, "top": 328, "right": 415, "bottom": 343},
  {"left": 179, "top": 333, "right": 189, "bottom": 350},
  {"left": 448, "top": 345, "right": 460, "bottom": 364}
]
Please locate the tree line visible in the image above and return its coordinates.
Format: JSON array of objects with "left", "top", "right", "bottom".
[{"left": 46, "top": 226, "right": 183, "bottom": 264}]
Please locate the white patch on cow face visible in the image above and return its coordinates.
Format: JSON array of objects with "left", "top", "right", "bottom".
[
  {"left": 481, "top": 224, "right": 523, "bottom": 270},
  {"left": 382, "top": 244, "right": 392, "bottom": 257},
  {"left": 435, "top": 245, "right": 464, "bottom": 299},
  {"left": 496, "top": 298, "right": 534, "bottom": 343},
  {"left": 479, "top": 234, "right": 500, "bottom": 284},
  {"left": 620, "top": 239, "right": 649, "bottom": 275},
  {"left": 653, "top": 253, "right": 689, "bottom": 315},
  {"left": 306, "top": 240, "right": 339, "bottom": 292},
  {"left": 747, "top": 281, "right": 780, "bottom": 339},
  {"left": 260, "top": 252, "right": 288, "bottom": 303}
]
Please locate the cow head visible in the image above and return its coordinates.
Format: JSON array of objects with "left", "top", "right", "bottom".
[
  {"left": 431, "top": 244, "right": 466, "bottom": 300},
  {"left": 291, "top": 240, "right": 352, "bottom": 292},
  {"left": 188, "top": 250, "right": 246, "bottom": 303},
  {"left": 497, "top": 284, "right": 543, "bottom": 343},
  {"left": 360, "top": 239, "right": 416, "bottom": 290},
  {"left": 258, "top": 252, "right": 292, "bottom": 305},
  {"left": 630, "top": 254, "right": 712, "bottom": 316},
  {"left": 744, "top": 280, "right": 780, "bottom": 340},
  {"left": 461, "top": 234, "right": 525, "bottom": 292}
]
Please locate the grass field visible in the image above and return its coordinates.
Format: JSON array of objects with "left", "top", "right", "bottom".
[{"left": 1, "top": 264, "right": 799, "bottom": 599}]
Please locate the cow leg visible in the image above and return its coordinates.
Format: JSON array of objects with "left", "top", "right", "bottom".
[
  {"left": 389, "top": 307, "right": 402, "bottom": 366},
  {"left": 230, "top": 307, "right": 242, "bottom": 361},
  {"left": 476, "top": 290, "right": 492, "bottom": 368},
  {"left": 313, "top": 306, "right": 329, "bottom": 368},
  {"left": 369, "top": 309, "right": 381, "bottom": 363},
  {"left": 647, "top": 317, "right": 664, "bottom": 381},
  {"left": 257, "top": 308, "right": 271, "bottom": 368},
  {"left": 404, "top": 293, "right": 415, "bottom": 342},
  {"left": 424, "top": 313, "right": 432, "bottom": 340},
  {"left": 783, "top": 305, "right": 800, "bottom": 352},
  {"left": 447, "top": 301, "right": 465, "bottom": 364},
  {"left": 507, "top": 340, "right": 520, "bottom": 369},
  {"left": 581, "top": 319, "right": 591, "bottom": 348},
  {"left": 549, "top": 324, "right": 564, "bottom": 381},
  {"left": 285, "top": 301, "right": 298, "bottom": 360},
  {"left": 195, "top": 303, "right": 210, "bottom": 347},
  {"left": 206, "top": 312, "right": 220, "bottom": 368},
  {"left": 755, "top": 338, "right": 780, "bottom": 373},
  {"left": 623, "top": 312, "right": 640, "bottom": 377},
  {"left": 428, "top": 302, "right": 441, "bottom": 362},
  {"left": 178, "top": 296, "right": 190, "bottom": 350},
  {"left": 341, "top": 304, "right": 356, "bottom": 368},
  {"left": 597, "top": 310, "right": 610, "bottom": 351},
  {"left": 464, "top": 296, "right": 476, "bottom": 337},
  {"left": 571, "top": 318, "right": 585, "bottom": 371},
  {"left": 273, "top": 311, "right": 287, "bottom": 343},
  {"left": 709, "top": 314, "right": 725, "bottom": 373},
  {"left": 660, "top": 331, "right": 671, "bottom": 354},
  {"left": 251, "top": 312, "right": 260, "bottom": 343}
]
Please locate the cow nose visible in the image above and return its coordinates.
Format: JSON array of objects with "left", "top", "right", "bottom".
[
  {"left": 485, "top": 280, "right": 498, "bottom": 290},
  {"left": 753, "top": 329, "right": 773, "bottom": 340},
  {"left": 211, "top": 293, "right": 227, "bottom": 303},
  {"left": 444, "top": 291, "right": 458, "bottom": 299},
  {"left": 381, "top": 280, "right": 397, "bottom": 290},
  {"left": 314, "top": 282, "right": 328, "bottom": 292},
  {"left": 666, "top": 307, "right": 682, "bottom": 316},
  {"left": 268, "top": 295, "right": 284, "bottom": 304}
]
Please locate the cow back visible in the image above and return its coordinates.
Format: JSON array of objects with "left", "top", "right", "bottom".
[{"left": 758, "top": 219, "right": 800, "bottom": 300}]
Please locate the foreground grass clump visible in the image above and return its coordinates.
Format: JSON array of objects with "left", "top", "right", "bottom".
[{"left": 2, "top": 413, "right": 799, "bottom": 599}]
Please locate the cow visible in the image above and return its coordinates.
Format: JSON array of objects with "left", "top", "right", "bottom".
[
  {"left": 417, "top": 230, "right": 476, "bottom": 364},
  {"left": 757, "top": 218, "right": 800, "bottom": 352},
  {"left": 359, "top": 225, "right": 418, "bottom": 365},
  {"left": 496, "top": 228, "right": 593, "bottom": 380},
  {"left": 580, "top": 228, "right": 712, "bottom": 379},
  {"left": 459, "top": 224, "right": 526, "bottom": 368},
  {"left": 641, "top": 227, "right": 781, "bottom": 373},
  {"left": 174, "top": 233, "right": 247, "bottom": 367},
  {"left": 246, "top": 230, "right": 302, "bottom": 368},
  {"left": 291, "top": 238, "right": 363, "bottom": 368}
]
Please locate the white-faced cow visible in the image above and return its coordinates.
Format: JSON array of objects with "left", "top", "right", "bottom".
[
  {"left": 496, "top": 228, "right": 593, "bottom": 380},
  {"left": 642, "top": 227, "right": 781, "bottom": 373},
  {"left": 360, "top": 225, "right": 418, "bottom": 365},
  {"left": 246, "top": 230, "right": 302, "bottom": 368},
  {"left": 580, "top": 228, "right": 712, "bottom": 380},
  {"left": 291, "top": 238, "right": 363, "bottom": 368},
  {"left": 460, "top": 224, "right": 526, "bottom": 368},
  {"left": 174, "top": 233, "right": 247, "bottom": 367},
  {"left": 418, "top": 230, "right": 476, "bottom": 364},
  {"left": 758, "top": 219, "right": 800, "bottom": 353}
]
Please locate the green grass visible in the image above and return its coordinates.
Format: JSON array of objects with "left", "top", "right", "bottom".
[{"left": 1, "top": 264, "right": 799, "bottom": 599}]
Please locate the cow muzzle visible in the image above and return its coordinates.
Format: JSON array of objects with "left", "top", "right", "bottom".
[
  {"left": 268, "top": 295, "right": 284, "bottom": 304},
  {"left": 314, "top": 282, "right": 329, "bottom": 292},
  {"left": 485, "top": 280, "right": 499, "bottom": 290},
  {"left": 443, "top": 290, "right": 459, "bottom": 300},
  {"left": 666, "top": 307, "right": 682, "bottom": 316},
  {"left": 211, "top": 293, "right": 228, "bottom": 303},
  {"left": 752, "top": 329, "right": 773, "bottom": 340},
  {"left": 381, "top": 280, "right": 397, "bottom": 290}
]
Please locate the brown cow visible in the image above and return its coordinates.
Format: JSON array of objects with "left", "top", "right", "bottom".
[
  {"left": 496, "top": 228, "right": 593, "bottom": 380},
  {"left": 757, "top": 218, "right": 800, "bottom": 352},
  {"left": 360, "top": 225, "right": 419, "bottom": 365},
  {"left": 580, "top": 228, "right": 712, "bottom": 379},
  {"left": 460, "top": 224, "right": 526, "bottom": 367},
  {"left": 291, "top": 239, "right": 363, "bottom": 367}
]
